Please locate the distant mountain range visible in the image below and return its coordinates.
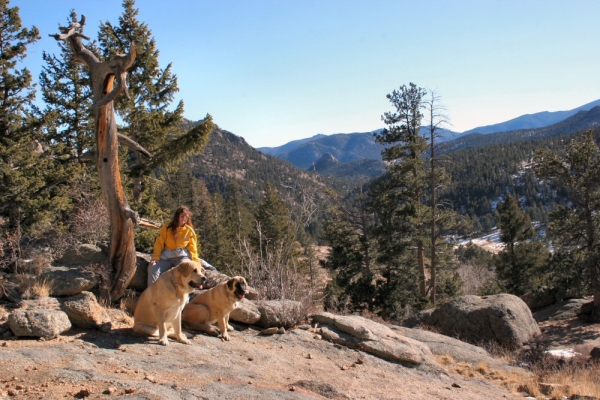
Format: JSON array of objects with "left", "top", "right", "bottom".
[
  {"left": 460, "top": 98, "right": 600, "bottom": 135},
  {"left": 259, "top": 131, "right": 386, "bottom": 170},
  {"left": 258, "top": 100, "right": 600, "bottom": 172}
]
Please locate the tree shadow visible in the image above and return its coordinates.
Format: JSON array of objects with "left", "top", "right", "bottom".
[{"left": 539, "top": 317, "right": 600, "bottom": 349}]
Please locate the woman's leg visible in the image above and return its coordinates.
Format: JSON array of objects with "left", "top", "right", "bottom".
[
  {"left": 147, "top": 259, "right": 175, "bottom": 287},
  {"left": 173, "top": 256, "right": 191, "bottom": 266}
]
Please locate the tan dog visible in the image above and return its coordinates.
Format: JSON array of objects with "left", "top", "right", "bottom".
[
  {"left": 182, "top": 276, "right": 248, "bottom": 341},
  {"left": 133, "top": 260, "right": 206, "bottom": 346}
]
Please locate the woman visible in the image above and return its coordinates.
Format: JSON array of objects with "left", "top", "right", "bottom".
[{"left": 148, "top": 205, "right": 201, "bottom": 287}]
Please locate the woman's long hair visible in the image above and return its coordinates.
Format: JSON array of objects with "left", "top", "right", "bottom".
[{"left": 166, "top": 205, "right": 193, "bottom": 232}]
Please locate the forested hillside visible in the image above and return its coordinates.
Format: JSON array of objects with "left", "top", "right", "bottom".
[
  {"left": 186, "top": 125, "right": 326, "bottom": 204},
  {"left": 440, "top": 129, "right": 600, "bottom": 230}
]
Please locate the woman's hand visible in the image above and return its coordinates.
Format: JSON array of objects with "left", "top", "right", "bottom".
[{"left": 149, "top": 260, "right": 157, "bottom": 267}]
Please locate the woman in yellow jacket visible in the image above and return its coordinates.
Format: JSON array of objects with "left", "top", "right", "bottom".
[{"left": 148, "top": 205, "right": 201, "bottom": 287}]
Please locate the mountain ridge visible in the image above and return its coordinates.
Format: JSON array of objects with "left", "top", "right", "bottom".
[
  {"left": 461, "top": 98, "right": 600, "bottom": 135},
  {"left": 257, "top": 100, "right": 600, "bottom": 174}
]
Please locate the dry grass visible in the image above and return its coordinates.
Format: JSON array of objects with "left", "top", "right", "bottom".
[
  {"left": 13, "top": 252, "right": 54, "bottom": 300},
  {"left": 530, "top": 357, "right": 600, "bottom": 399},
  {"left": 118, "top": 289, "right": 138, "bottom": 316},
  {"left": 14, "top": 275, "right": 53, "bottom": 300},
  {"left": 436, "top": 344, "right": 600, "bottom": 399},
  {"left": 437, "top": 354, "right": 541, "bottom": 396}
]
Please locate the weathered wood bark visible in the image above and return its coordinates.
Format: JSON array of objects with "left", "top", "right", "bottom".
[{"left": 52, "top": 15, "right": 144, "bottom": 301}]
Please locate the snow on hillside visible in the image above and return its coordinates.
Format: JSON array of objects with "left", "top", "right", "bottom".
[{"left": 457, "top": 229, "right": 505, "bottom": 254}]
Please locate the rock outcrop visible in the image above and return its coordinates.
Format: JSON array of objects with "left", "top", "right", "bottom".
[
  {"left": 311, "top": 312, "right": 437, "bottom": 367},
  {"left": 404, "top": 294, "right": 541, "bottom": 348}
]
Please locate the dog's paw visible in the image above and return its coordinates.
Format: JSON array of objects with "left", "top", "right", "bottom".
[
  {"left": 226, "top": 324, "right": 234, "bottom": 332},
  {"left": 177, "top": 335, "right": 191, "bottom": 345},
  {"left": 219, "top": 333, "right": 230, "bottom": 341},
  {"left": 159, "top": 337, "right": 169, "bottom": 346}
]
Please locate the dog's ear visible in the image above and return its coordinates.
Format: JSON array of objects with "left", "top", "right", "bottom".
[
  {"left": 227, "top": 278, "right": 235, "bottom": 291},
  {"left": 179, "top": 261, "right": 194, "bottom": 277}
]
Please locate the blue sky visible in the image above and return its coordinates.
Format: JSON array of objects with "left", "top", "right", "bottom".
[{"left": 16, "top": 0, "right": 600, "bottom": 148}]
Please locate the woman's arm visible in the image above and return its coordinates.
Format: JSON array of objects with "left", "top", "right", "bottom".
[
  {"left": 152, "top": 226, "right": 168, "bottom": 261},
  {"left": 186, "top": 227, "right": 200, "bottom": 262}
]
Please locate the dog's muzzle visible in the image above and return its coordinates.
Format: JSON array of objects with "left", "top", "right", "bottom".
[
  {"left": 235, "top": 285, "right": 247, "bottom": 299},
  {"left": 189, "top": 276, "right": 206, "bottom": 289}
]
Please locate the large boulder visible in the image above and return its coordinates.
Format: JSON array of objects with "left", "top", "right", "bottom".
[
  {"left": 55, "top": 243, "right": 106, "bottom": 266},
  {"left": 40, "top": 243, "right": 105, "bottom": 296},
  {"left": 229, "top": 298, "right": 261, "bottom": 325},
  {"left": 254, "top": 300, "right": 304, "bottom": 328},
  {"left": 61, "top": 291, "right": 112, "bottom": 332},
  {"left": 8, "top": 309, "right": 72, "bottom": 339},
  {"left": 41, "top": 266, "right": 99, "bottom": 296},
  {"left": 404, "top": 294, "right": 541, "bottom": 348}
]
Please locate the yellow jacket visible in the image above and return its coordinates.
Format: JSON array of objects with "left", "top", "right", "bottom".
[{"left": 152, "top": 224, "right": 200, "bottom": 262}]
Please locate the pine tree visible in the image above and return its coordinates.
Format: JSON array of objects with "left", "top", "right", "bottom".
[
  {"left": 222, "top": 181, "right": 252, "bottom": 236},
  {"left": 495, "top": 195, "right": 549, "bottom": 296},
  {"left": 497, "top": 195, "right": 534, "bottom": 253},
  {"left": 534, "top": 131, "right": 600, "bottom": 319},
  {"left": 97, "top": 0, "right": 213, "bottom": 205},
  {"left": 220, "top": 180, "right": 254, "bottom": 270},
  {"left": 254, "top": 183, "right": 297, "bottom": 256},
  {"left": 322, "top": 186, "right": 377, "bottom": 313},
  {"left": 36, "top": 11, "right": 107, "bottom": 245},
  {"left": 0, "top": 1, "right": 77, "bottom": 246},
  {"left": 374, "top": 83, "right": 429, "bottom": 298},
  {"left": 39, "top": 11, "right": 95, "bottom": 159},
  {"left": 202, "top": 191, "right": 227, "bottom": 268},
  {"left": 369, "top": 175, "right": 425, "bottom": 317}
]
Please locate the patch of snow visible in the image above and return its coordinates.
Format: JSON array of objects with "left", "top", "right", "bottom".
[{"left": 545, "top": 349, "right": 581, "bottom": 359}]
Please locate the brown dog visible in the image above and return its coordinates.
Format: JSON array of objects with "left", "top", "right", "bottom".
[
  {"left": 181, "top": 276, "right": 248, "bottom": 341},
  {"left": 133, "top": 260, "right": 206, "bottom": 345}
]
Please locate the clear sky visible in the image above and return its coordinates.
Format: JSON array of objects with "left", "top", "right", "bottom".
[{"left": 15, "top": 0, "right": 600, "bottom": 148}]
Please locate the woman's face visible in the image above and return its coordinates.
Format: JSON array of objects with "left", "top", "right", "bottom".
[{"left": 177, "top": 214, "right": 188, "bottom": 227}]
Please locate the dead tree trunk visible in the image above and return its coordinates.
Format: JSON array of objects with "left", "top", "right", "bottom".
[{"left": 52, "top": 15, "right": 147, "bottom": 301}]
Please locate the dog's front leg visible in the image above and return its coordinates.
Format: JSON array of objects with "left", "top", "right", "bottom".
[
  {"left": 173, "top": 312, "right": 191, "bottom": 345},
  {"left": 225, "top": 314, "right": 234, "bottom": 332},
  {"left": 158, "top": 321, "right": 169, "bottom": 346},
  {"left": 217, "top": 317, "right": 230, "bottom": 341}
]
